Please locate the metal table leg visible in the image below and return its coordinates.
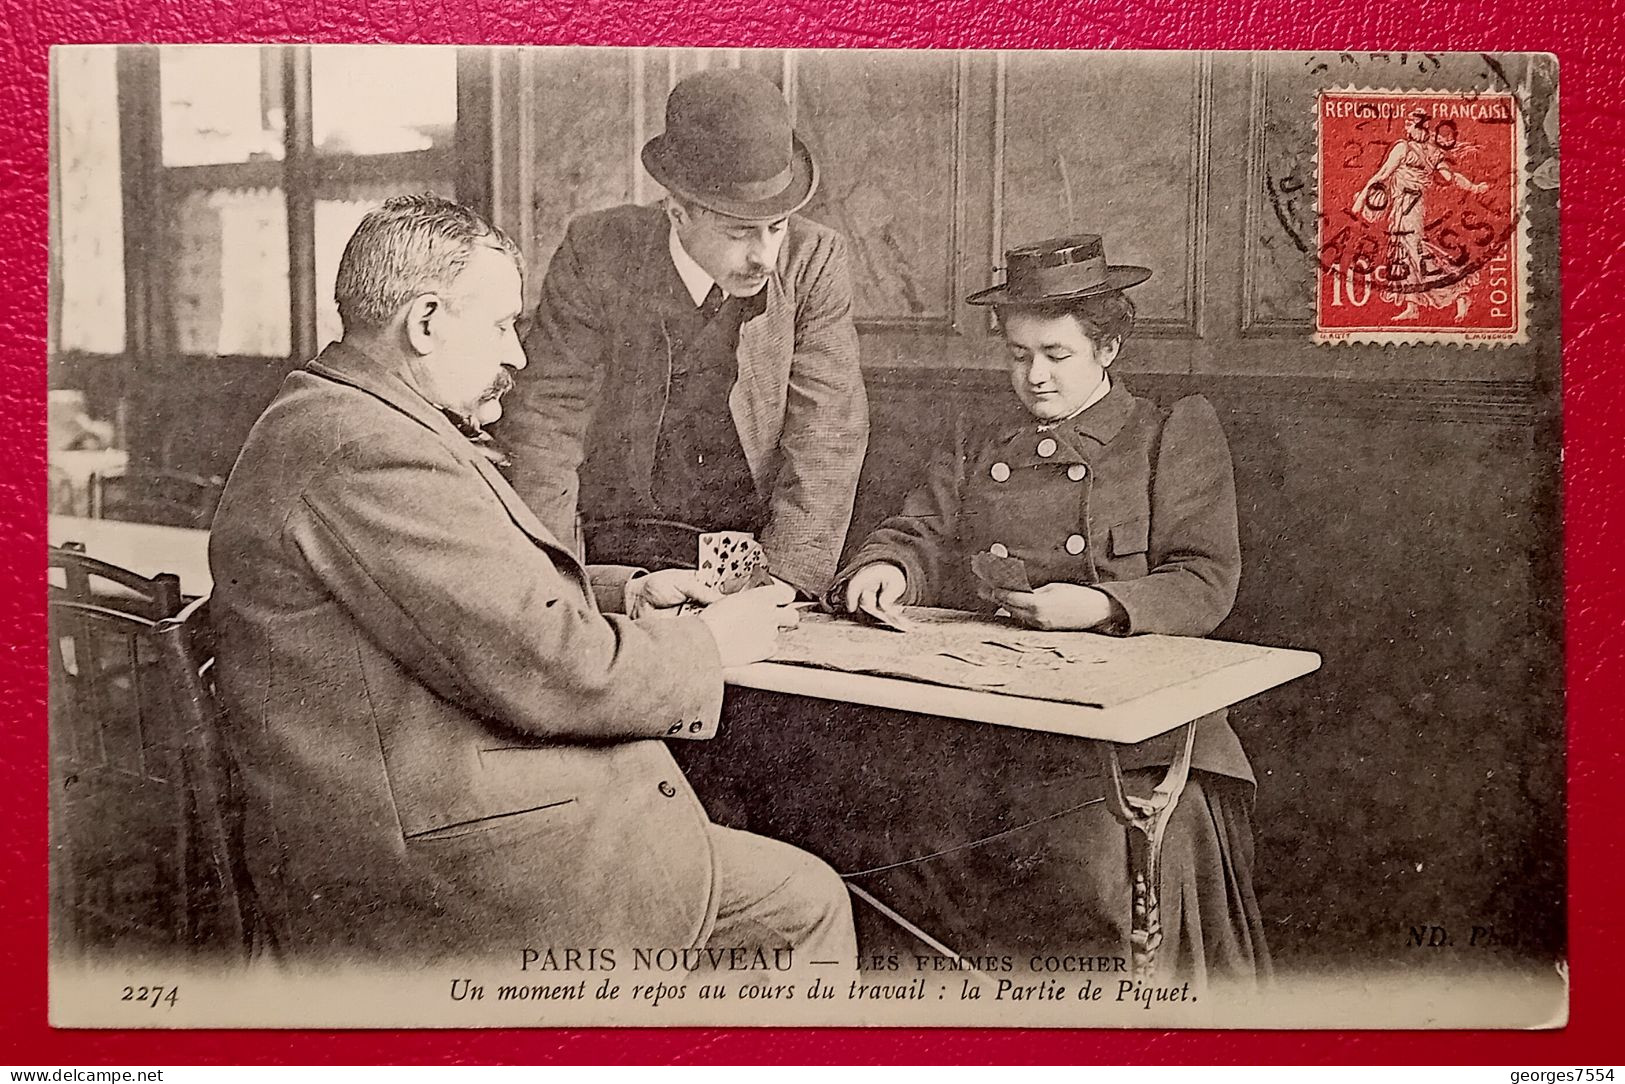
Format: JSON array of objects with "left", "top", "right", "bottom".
[{"left": 1096, "top": 721, "right": 1198, "bottom": 982}]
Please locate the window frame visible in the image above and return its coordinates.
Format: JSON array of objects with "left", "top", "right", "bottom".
[{"left": 50, "top": 45, "right": 493, "bottom": 389}]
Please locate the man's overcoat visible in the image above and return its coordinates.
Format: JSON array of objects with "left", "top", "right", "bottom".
[{"left": 210, "top": 341, "right": 729, "bottom": 961}]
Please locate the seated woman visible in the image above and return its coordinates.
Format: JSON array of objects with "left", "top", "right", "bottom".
[{"left": 833, "top": 235, "right": 1268, "bottom": 987}]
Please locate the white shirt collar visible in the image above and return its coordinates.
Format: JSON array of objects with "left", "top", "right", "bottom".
[
  {"left": 1037, "top": 373, "right": 1112, "bottom": 430},
  {"left": 669, "top": 227, "right": 720, "bottom": 308}
]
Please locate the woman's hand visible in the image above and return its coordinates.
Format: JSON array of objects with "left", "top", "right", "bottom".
[
  {"left": 843, "top": 563, "right": 908, "bottom": 615},
  {"left": 977, "top": 582, "right": 1117, "bottom": 631}
]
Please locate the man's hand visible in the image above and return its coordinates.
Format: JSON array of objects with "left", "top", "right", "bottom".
[
  {"left": 843, "top": 563, "right": 907, "bottom": 616},
  {"left": 697, "top": 582, "right": 802, "bottom": 668},
  {"left": 977, "top": 582, "right": 1117, "bottom": 631},
  {"left": 625, "top": 569, "right": 723, "bottom": 618}
]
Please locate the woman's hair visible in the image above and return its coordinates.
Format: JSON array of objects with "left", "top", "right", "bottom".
[{"left": 995, "top": 290, "right": 1137, "bottom": 350}]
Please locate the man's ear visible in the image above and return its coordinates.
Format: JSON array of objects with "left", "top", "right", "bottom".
[
  {"left": 664, "top": 198, "right": 689, "bottom": 229},
  {"left": 403, "top": 294, "right": 441, "bottom": 356},
  {"left": 1097, "top": 338, "right": 1122, "bottom": 368}
]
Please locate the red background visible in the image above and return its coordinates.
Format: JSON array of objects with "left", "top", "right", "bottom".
[{"left": 2, "top": 0, "right": 1620, "bottom": 1065}]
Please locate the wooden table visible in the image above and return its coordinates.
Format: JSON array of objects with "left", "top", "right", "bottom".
[
  {"left": 44, "top": 516, "right": 1320, "bottom": 977},
  {"left": 729, "top": 619, "right": 1319, "bottom": 744},
  {"left": 725, "top": 608, "right": 1321, "bottom": 979},
  {"left": 48, "top": 516, "right": 213, "bottom": 595}
]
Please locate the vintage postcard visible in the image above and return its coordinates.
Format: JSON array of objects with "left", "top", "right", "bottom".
[{"left": 46, "top": 45, "right": 1563, "bottom": 1029}]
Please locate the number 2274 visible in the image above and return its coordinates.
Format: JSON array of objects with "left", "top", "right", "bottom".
[{"left": 121, "top": 985, "right": 178, "bottom": 1008}]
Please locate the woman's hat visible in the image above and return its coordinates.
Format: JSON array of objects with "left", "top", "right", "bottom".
[
  {"left": 966, "top": 234, "right": 1151, "bottom": 305},
  {"left": 642, "top": 69, "right": 818, "bottom": 221}
]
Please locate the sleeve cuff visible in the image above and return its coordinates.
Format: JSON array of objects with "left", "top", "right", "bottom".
[
  {"left": 648, "top": 614, "right": 724, "bottom": 740},
  {"left": 1089, "top": 582, "right": 1139, "bottom": 636}
]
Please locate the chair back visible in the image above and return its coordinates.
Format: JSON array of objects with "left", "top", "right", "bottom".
[
  {"left": 48, "top": 587, "right": 260, "bottom": 962},
  {"left": 49, "top": 543, "right": 183, "bottom": 622},
  {"left": 48, "top": 545, "right": 184, "bottom": 792},
  {"left": 91, "top": 468, "right": 225, "bottom": 530},
  {"left": 156, "top": 596, "right": 265, "bottom": 957}
]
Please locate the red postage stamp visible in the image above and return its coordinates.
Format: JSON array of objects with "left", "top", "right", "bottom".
[{"left": 1315, "top": 89, "right": 1526, "bottom": 344}]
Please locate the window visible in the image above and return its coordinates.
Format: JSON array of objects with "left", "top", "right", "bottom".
[
  {"left": 52, "top": 48, "right": 126, "bottom": 354},
  {"left": 51, "top": 44, "right": 472, "bottom": 364}
]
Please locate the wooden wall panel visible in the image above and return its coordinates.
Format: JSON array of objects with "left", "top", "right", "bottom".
[
  {"left": 999, "top": 52, "right": 1207, "bottom": 339},
  {"left": 520, "top": 48, "right": 636, "bottom": 309},
  {"left": 795, "top": 51, "right": 962, "bottom": 327}
]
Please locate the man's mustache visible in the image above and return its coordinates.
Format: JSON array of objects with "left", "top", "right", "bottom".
[{"left": 482, "top": 368, "right": 517, "bottom": 402}]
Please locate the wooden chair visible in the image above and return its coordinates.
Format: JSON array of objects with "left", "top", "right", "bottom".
[
  {"left": 49, "top": 544, "right": 184, "bottom": 622},
  {"left": 90, "top": 468, "right": 225, "bottom": 529},
  {"left": 157, "top": 596, "right": 266, "bottom": 959},
  {"left": 48, "top": 574, "right": 260, "bottom": 962},
  {"left": 582, "top": 515, "right": 704, "bottom": 572}
]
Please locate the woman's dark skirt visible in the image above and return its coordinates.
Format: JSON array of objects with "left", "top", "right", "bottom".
[{"left": 676, "top": 688, "right": 1272, "bottom": 989}]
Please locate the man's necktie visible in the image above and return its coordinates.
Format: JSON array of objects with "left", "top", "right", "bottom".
[
  {"left": 698, "top": 283, "right": 726, "bottom": 321},
  {"left": 440, "top": 408, "right": 513, "bottom": 469}
]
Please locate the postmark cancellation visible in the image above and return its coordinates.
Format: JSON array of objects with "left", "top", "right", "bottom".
[{"left": 1314, "top": 89, "right": 1528, "bottom": 345}]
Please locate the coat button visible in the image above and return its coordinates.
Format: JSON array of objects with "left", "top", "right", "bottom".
[
  {"left": 1067, "top": 464, "right": 1088, "bottom": 481},
  {"left": 989, "top": 543, "right": 1009, "bottom": 558},
  {"left": 1065, "top": 534, "right": 1086, "bottom": 555},
  {"left": 667, "top": 722, "right": 683, "bottom": 735},
  {"left": 658, "top": 781, "right": 678, "bottom": 798},
  {"left": 990, "top": 462, "right": 1011, "bottom": 482},
  {"left": 1037, "top": 437, "right": 1057, "bottom": 458},
  {"left": 689, "top": 721, "right": 704, "bottom": 733}
]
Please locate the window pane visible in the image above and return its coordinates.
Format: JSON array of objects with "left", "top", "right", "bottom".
[
  {"left": 314, "top": 180, "right": 456, "bottom": 350},
  {"left": 160, "top": 46, "right": 285, "bottom": 166},
  {"left": 170, "top": 187, "right": 291, "bottom": 356},
  {"left": 54, "top": 48, "right": 125, "bottom": 354},
  {"left": 311, "top": 47, "right": 457, "bottom": 156}
]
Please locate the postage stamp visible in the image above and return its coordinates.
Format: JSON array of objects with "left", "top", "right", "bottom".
[{"left": 1314, "top": 89, "right": 1526, "bottom": 344}]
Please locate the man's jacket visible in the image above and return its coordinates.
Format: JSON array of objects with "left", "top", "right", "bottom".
[
  {"left": 209, "top": 340, "right": 728, "bottom": 961},
  {"left": 502, "top": 205, "right": 869, "bottom": 594}
]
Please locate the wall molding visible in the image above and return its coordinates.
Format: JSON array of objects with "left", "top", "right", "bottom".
[
  {"left": 863, "top": 366, "right": 1552, "bottom": 427},
  {"left": 833, "top": 54, "right": 967, "bottom": 333},
  {"left": 1241, "top": 56, "right": 1318, "bottom": 338},
  {"left": 992, "top": 53, "right": 1211, "bottom": 342}
]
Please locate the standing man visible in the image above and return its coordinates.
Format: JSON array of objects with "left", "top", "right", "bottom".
[
  {"left": 502, "top": 68, "right": 868, "bottom": 596},
  {"left": 209, "top": 195, "right": 857, "bottom": 965}
]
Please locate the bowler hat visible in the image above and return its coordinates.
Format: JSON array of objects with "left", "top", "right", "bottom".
[
  {"left": 966, "top": 234, "right": 1151, "bottom": 305},
  {"left": 642, "top": 69, "right": 818, "bottom": 221}
]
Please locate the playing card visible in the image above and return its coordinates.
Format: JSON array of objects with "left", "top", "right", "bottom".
[
  {"left": 699, "top": 531, "right": 768, "bottom": 595},
  {"left": 971, "top": 551, "right": 1033, "bottom": 593},
  {"left": 858, "top": 600, "right": 915, "bottom": 633}
]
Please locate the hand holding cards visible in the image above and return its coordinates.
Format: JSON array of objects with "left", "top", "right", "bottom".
[
  {"left": 841, "top": 561, "right": 914, "bottom": 632},
  {"left": 971, "top": 551, "right": 1033, "bottom": 593},
  {"left": 858, "top": 599, "right": 916, "bottom": 633},
  {"left": 698, "top": 531, "right": 776, "bottom": 594},
  {"left": 696, "top": 581, "right": 802, "bottom": 668}
]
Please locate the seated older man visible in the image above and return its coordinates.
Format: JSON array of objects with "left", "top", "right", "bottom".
[{"left": 208, "top": 194, "right": 857, "bottom": 968}]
